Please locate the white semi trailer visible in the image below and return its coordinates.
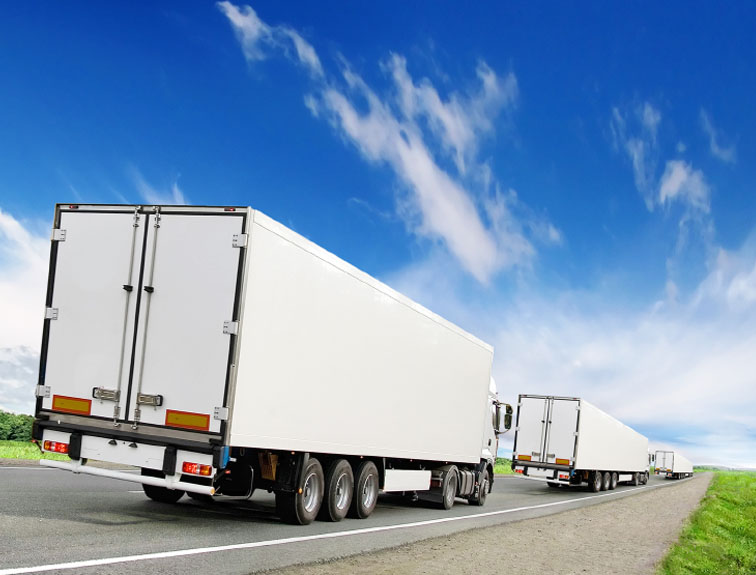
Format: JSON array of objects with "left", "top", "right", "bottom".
[
  {"left": 654, "top": 451, "right": 693, "bottom": 479},
  {"left": 512, "top": 395, "right": 650, "bottom": 492},
  {"left": 33, "top": 204, "right": 512, "bottom": 524}
]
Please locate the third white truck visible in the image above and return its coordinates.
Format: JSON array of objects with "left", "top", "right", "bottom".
[
  {"left": 512, "top": 395, "right": 650, "bottom": 491},
  {"left": 654, "top": 450, "right": 693, "bottom": 479}
]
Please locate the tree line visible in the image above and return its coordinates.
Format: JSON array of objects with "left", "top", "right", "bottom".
[{"left": 0, "top": 410, "right": 33, "bottom": 441}]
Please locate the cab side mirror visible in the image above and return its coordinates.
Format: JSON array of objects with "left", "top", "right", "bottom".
[{"left": 496, "top": 403, "right": 513, "bottom": 434}]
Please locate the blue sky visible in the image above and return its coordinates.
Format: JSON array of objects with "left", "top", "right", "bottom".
[{"left": 1, "top": 2, "right": 755, "bottom": 466}]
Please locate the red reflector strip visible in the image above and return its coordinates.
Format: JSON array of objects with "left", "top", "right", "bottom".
[
  {"left": 182, "top": 462, "right": 213, "bottom": 476},
  {"left": 515, "top": 469, "right": 524, "bottom": 473},
  {"left": 165, "top": 410, "right": 210, "bottom": 431},
  {"left": 517, "top": 455, "right": 532, "bottom": 461},
  {"left": 52, "top": 395, "right": 92, "bottom": 416},
  {"left": 43, "top": 440, "right": 69, "bottom": 454},
  {"left": 555, "top": 458, "right": 570, "bottom": 466}
]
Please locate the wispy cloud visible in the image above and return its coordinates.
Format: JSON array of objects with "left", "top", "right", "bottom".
[
  {"left": 218, "top": 2, "right": 557, "bottom": 284},
  {"left": 131, "top": 168, "right": 188, "bottom": 205},
  {"left": 610, "top": 102, "right": 661, "bottom": 210},
  {"left": 700, "top": 108, "right": 736, "bottom": 164},
  {"left": 216, "top": 1, "right": 323, "bottom": 78},
  {"left": 659, "top": 160, "right": 710, "bottom": 213}
]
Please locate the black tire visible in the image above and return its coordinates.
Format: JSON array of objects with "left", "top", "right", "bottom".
[
  {"left": 610, "top": 472, "right": 618, "bottom": 490},
  {"left": 348, "top": 461, "right": 379, "bottom": 519},
  {"left": 589, "top": 471, "right": 602, "bottom": 493},
  {"left": 276, "top": 457, "right": 324, "bottom": 525},
  {"left": 547, "top": 481, "right": 561, "bottom": 489},
  {"left": 140, "top": 468, "right": 185, "bottom": 503},
  {"left": 631, "top": 472, "right": 640, "bottom": 486},
  {"left": 643, "top": 471, "right": 649, "bottom": 484},
  {"left": 601, "top": 471, "right": 611, "bottom": 491},
  {"left": 318, "top": 459, "right": 354, "bottom": 522},
  {"left": 469, "top": 468, "right": 490, "bottom": 506},
  {"left": 440, "top": 466, "right": 459, "bottom": 510}
]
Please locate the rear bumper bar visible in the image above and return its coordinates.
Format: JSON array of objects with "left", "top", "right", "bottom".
[{"left": 40, "top": 459, "right": 215, "bottom": 496}]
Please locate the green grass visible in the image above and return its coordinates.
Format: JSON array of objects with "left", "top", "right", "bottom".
[
  {"left": 494, "top": 457, "right": 513, "bottom": 475},
  {"left": 658, "top": 471, "right": 756, "bottom": 575},
  {"left": 0, "top": 440, "right": 70, "bottom": 461}
]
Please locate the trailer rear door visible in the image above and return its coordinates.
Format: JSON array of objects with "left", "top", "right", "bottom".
[
  {"left": 515, "top": 396, "right": 579, "bottom": 466},
  {"left": 39, "top": 206, "right": 246, "bottom": 436},
  {"left": 126, "top": 211, "right": 244, "bottom": 433},
  {"left": 40, "top": 209, "right": 143, "bottom": 421}
]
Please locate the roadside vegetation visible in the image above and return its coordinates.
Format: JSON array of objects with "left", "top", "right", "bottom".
[
  {"left": 658, "top": 471, "right": 756, "bottom": 574},
  {"left": 494, "top": 457, "right": 513, "bottom": 475},
  {"left": 0, "top": 440, "right": 68, "bottom": 461},
  {"left": 0, "top": 409, "right": 33, "bottom": 441}
]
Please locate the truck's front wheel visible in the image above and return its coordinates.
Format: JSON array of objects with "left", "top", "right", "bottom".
[
  {"left": 468, "top": 468, "right": 490, "bottom": 506},
  {"left": 276, "top": 457, "right": 324, "bottom": 525}
]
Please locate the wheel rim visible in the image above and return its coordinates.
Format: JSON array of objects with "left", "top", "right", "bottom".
[
  {"left": 361, "top": 473, "right": 377, "bottom": 509},
  {"left": 334, "top": 472, "right": 351, "bottom": 510},
  {"left": 303, "top": 470, "right": 320, "bottom": 513}
]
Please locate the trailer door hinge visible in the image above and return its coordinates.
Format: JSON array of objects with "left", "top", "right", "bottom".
[
  {"left": 51, "top": 229, "right": 67, "bottom": 242},
  {"left": 232, "top": 233, "right": 248, "bottom": 248},
  {"left": 136, "top": 393, "right": 163, "bottom": 407},
  {"left": 214, "top": 406, "right": 229, "bottom": 421},
  {"left": 36, "top": 385, "right": 51, "bottom": 398},
  {"left": 45, "top": 308, "right": 59, "bottom": 320},
  {"left": 573, "top": 431, "right": 579, "bottom": 437},
  {"left": 223, "top": 321, "right": 239, "bottom": 335}
]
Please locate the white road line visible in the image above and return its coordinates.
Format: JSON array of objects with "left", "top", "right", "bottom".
[
  {"left": 0, "top": 478, "right": 691, "bottom": 575},
  {"left": 0, "top": 467, "right": 54, "bottom": 470}
]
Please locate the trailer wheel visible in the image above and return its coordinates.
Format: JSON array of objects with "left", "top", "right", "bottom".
[
  {"left": 348, "top": 461, "right": 379, "bottom": 519},
  {"left": 440, "top": 466, "right": 459, "bottom": 510},
  {"left": 276, "top": 457, "right": 324, "bottom": 525},
  {"left": 601, "top": 471, "right": 611, "bottom": 491},
  {"left": 589, "top": 471, "right": 602, "bottom": 493},
  {"left": 610, "top": 472, "right": 618, "bottom": 490},
  {"left": 140, "top": 469, "right": 185, "bottom": 503},
  {"left": 631, "top": 472, "right": 640, "bottom": 486},
  {"left": 642, "top": 471, "right": 649, "bottom": 485},
  {"left": 468, "top": 469, "right": 490, "bottom": 506},
  {"left": 318, "top": 459, "right": 354, "bottom": 522}
]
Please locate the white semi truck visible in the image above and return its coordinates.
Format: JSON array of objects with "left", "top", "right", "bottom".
[
  {"left": 654, "top": 450, "right": 693, "bottom": 479},
  {"left": 33, "top": 204, "right": 512, "bottom": 524},
  {"left": 511, "top": 395, "right": 650, "bottom": 491}
]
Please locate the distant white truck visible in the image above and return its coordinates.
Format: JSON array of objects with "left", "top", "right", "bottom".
[
  {"left": 33, "top": 204, "right": 512, "bottom": 524},
  {"left": 512, "top": 395, "right": 650, "bottom": 491},
  {"left": 654, "top": 451, "right": 693, "bottom": 479}
]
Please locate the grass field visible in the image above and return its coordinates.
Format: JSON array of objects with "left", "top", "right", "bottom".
[
  {"left": 0, "top": 440, "right": 69, "bottom": 461},
  {"left": 658, "top": 471, "right": 756, "bottom": 574}
]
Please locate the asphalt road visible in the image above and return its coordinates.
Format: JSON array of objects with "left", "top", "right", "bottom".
[{"left": 0, "top": 466, "right": 683, "bottom": 575}]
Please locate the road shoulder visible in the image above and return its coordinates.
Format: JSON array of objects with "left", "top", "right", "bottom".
[{"left": 263, "top": 473, "right": 713, "bottom": 575}]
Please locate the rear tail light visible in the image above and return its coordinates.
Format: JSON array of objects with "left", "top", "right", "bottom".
[
  {"left": 559, "top": 474, "right": 569, "bottom": 480},
  {"left": 515, "top": 468, "right": 524, "bottom": 474},
  {"left": 182, "top": 462, "right": 213, "bottom": 476},
  {"left": 43, "top": 440, "right": 69, "bottom": 454}
]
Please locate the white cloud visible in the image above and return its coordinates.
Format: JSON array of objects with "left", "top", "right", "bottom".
[
  {"left": 217, "top": 1, "right": 323, "bottom": 78},
  {"left": 387, "top": 54, "right": 518, "bottom": 175},
  {"left": 219, "top": 3, "right": 556, "bottom": 284},
  {"left": 700, "top": 109, "right": 736, "bottom": 164},
  {"left": 610, "top": 102, "right": 661, "bottom": 210},
  {"left": 658, "top": 160, "right": 710, "bottom": 213},
  {"left": 131, "top": 168, "right": 188, "bottom": 205},
  {"left": 0, "top": 208, "right": 49, "bottom": 415}
]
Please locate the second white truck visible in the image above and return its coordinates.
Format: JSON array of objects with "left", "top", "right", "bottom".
[
  {"left": 33, "top": 204, "right": 512, "bottom": 525},
  {"left": 654, "top": 451, "right": 693, "bottom": 479},
  {"left": 512, "top": 395, "right": 650, "bottom": 491}
]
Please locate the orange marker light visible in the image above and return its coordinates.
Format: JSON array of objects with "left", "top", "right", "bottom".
[{"left": 43, "top": 440, "right": 69, "bottom": 454}]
